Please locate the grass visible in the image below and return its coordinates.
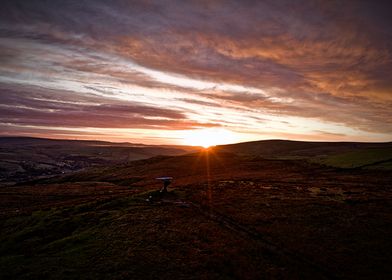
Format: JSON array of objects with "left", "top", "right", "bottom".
[
  {"left": 310, "top": 147, "right": 392, "bottom": 169},
  {"left": 0, "top": 199, "right": 118, "bottom": 279},
  {"left": 0, "top": 189, "right": 313, "bottom": 279},
  {"left": 1, "top": 151, "right": 392, "bottom": 279},
  {"left": 0, "top": 193, "right": 212, "bottom": 279}
]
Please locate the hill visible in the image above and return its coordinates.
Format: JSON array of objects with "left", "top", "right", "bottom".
[
  {"left": 216, "top": 139, "right": 392, "bottom": 169},
  {"left": 1, "top": 140, "right": 392, "bottom": 279},
  {"left": 0, "top": 137, "right": 199, "bottom": 185}
]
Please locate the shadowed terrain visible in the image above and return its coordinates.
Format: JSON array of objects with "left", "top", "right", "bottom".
[
  {"left": 0, "top": 137, "right": 198, "bottom": 185},
  {"left": 1, "top": 140, "right": 392, "bottom": 279}
]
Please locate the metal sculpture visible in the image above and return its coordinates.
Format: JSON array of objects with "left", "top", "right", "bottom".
[{"left": 156, "top": 177, "right": 173, "bottom": 193}]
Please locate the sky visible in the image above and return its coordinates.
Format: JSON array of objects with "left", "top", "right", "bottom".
[{"left": 0, "top": 0, "right": 392, "bottom": 145}]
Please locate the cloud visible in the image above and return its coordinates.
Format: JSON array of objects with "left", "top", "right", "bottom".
[
  {"left": 0, "top": 0, "right": 391, "bottom": 142},
  {"left": 0, "top": 84, "right": 218, "bottom": 130}
]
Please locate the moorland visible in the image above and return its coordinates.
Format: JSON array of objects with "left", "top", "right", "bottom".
[{"left": 1, "top": 138, "right": 392, "bottom": 279}]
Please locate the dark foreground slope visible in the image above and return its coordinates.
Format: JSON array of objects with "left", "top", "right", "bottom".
[
  {"left": 0, "top": 137, "right": 198, "bottom": 185},
  {"left": 1, "top": 145, "right": 391, "bottom": 280}
]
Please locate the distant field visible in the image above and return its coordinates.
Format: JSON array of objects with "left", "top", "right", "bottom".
[
  {"left": 310, "top": 147, "right": 392, "bottom": 169},
  {"left": 216, "top": 140, "right": 392, "bottom": 170},
  {"left": 3, "top": 138, "right": 391, "bottom": 185},
  {"left": 0, "top": 137, "right": 198, "bottom": 185}
]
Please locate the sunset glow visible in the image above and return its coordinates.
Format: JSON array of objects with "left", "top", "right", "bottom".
[
  {"left": 182, "top": 128, "right": 240, "bottom": 148},
  {"left": 1, "top": 3, "right": 392, "bottom": 278},
  {"left": 0, "top": 1, "right": 391, "bottom": 143}
]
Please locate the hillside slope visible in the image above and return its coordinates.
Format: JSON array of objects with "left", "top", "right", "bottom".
[
  {"left": 1, "top": 150, "right": 391, "bottom": 279},
  {"left": 216, "top": 140, "right": 392, "bottom": 169},
  {"left": 0, "top": 137, "right": 199, "bottom": 185}
]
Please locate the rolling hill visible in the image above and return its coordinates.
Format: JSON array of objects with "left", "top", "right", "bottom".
[
  {"left": 0, "top": 137, "right": 199, "bottom": 185},
  {"left": 1, "top": 139, "right": 391, "bottom": 279},
  {"left": 216, "top": 139, "right": 392, "bottom": 169}
]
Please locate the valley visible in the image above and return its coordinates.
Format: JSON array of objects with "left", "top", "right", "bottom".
[{"left": 1, "top": 140, "right": 391, "bottom": 279}]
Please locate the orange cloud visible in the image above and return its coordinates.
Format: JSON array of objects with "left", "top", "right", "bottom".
[{"left": 0, "top": 0, "right": 391, "bottom": 142}]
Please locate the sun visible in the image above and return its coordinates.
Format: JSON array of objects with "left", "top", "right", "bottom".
[{"left": 182, "top": 128, "right": 238, "bottom": 148}]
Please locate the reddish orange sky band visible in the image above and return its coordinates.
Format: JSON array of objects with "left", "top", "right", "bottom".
[{"left": 0, "top": 1, "right": 391, "bottom": 144}]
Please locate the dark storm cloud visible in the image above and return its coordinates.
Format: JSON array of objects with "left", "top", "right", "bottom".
[{"left": 0, "top": 0, "right": 391, "bottom": 140}]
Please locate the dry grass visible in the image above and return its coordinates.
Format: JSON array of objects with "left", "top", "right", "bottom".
[{"left": 1, "top": 149, "right": 391, "bottom": 279}]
